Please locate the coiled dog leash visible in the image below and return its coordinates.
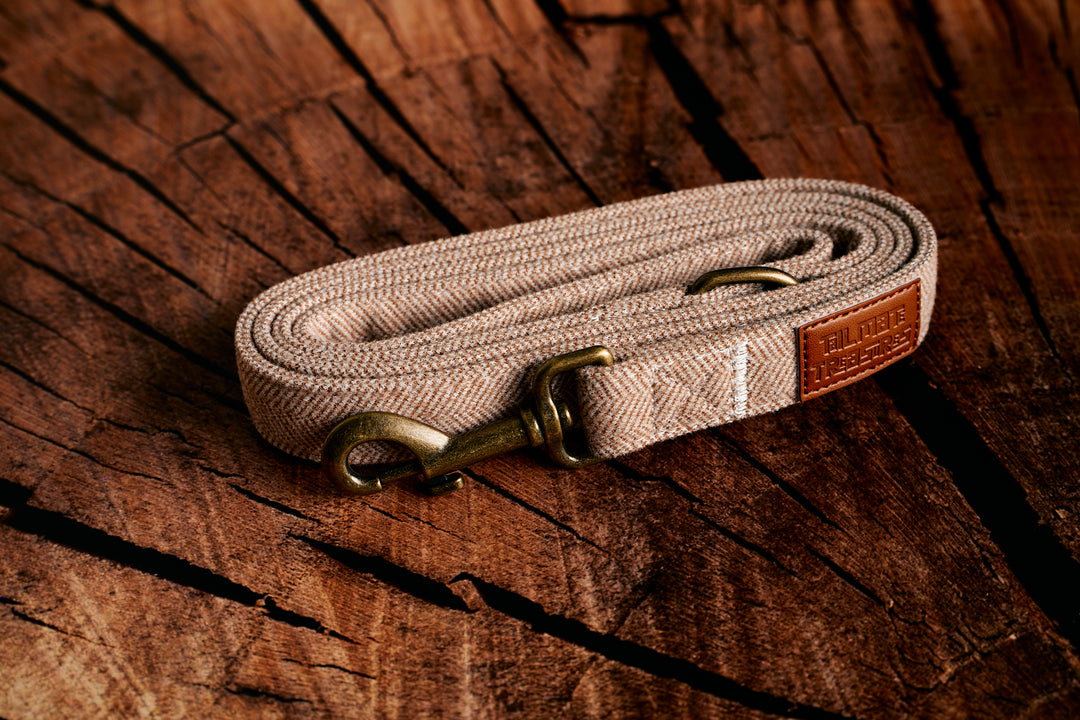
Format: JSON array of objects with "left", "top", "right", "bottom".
[{"left": 236, "top": 179, "right": 937, "bottom": 495}]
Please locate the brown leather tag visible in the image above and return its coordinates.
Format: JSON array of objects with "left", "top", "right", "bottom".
[{"left": 799, "top": 280, "right": 921, "bottom": 400}]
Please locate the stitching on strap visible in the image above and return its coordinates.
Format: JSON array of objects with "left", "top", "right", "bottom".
[{"left": 732, "top": 341, "right": 748, "bottom": 420}]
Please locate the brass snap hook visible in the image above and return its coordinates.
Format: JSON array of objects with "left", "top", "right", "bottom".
[{"left": 321, "top": 346, "right": 615, "bottom": 496}]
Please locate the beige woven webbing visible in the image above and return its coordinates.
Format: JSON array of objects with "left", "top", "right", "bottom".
[{"left": 236, "top": 178, "right": 937, "bottom": 463}]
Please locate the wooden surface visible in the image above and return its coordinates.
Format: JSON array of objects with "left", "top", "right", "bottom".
[{"left": 2, "top": 0, "right": 1079, "bottom": 717}]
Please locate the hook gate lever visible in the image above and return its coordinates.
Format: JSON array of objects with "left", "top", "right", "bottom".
[{"left": 321, "top": 346, "right": 615, "bottom": 495}]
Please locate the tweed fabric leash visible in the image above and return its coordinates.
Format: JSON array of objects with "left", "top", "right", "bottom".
[{"left": 236, "top": 178, "right": 937, "bottom": 491}]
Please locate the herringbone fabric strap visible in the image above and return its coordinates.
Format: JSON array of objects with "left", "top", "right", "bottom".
[{"left": 236, "top": 178, "right": 937, "bottom": 463}]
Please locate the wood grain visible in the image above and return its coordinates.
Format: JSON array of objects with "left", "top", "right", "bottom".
[{"left": 2, "top": 0, "right": 1079, "bottom": 717}]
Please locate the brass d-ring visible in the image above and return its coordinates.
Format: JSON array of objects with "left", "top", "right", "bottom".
[{"left": 687, "top": 266, "right": 798, "bottom": 295}]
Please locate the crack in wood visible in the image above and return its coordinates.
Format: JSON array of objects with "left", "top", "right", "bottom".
[
  {"left": 806, "top": 547, "right": 887, "bottom": 608},
  {"left": 0, "top": 480, "right": 33, "bottom": 508},
  {"left": 478, "top": 0, "right": 514, "bottom": 44},
  {"left": 604, "top": 459, "right": 704, "bottom": 504},
  {"left": 53, "top": 59, "right": 172, "bottom": 146},
  {"left": 227, "top": 685, "right": 314, "bottom": 705},
  {"left": 1048, "top": 36, "right": 1080, "bottom": 131},
  {"left": 361, "top": 0, "right": 412, "bottom": 66},
  {"left": 715, "top": 16, "right": 757, "bottom": 74},
  {"left": 0, "top": 196, "right": 47, "bottom": 233},
  {"left": 1, "top": 244, "right": 234, "bottom": 381},
  {"left": 173, "top": 124, "right": 236, "bottom": 155},
  {"left": 451, "top": 572, "right": 855, "bottom": 720},
  {"left": 261, "top": 596, "right": 353, "bottom": 641},
  {"left": 0, "top": 479, "right": 355, "bottom": 644},
  {"left": 282, "top": 657, "right": 376, "bottom": 681},
  {"left": 692, "top": 509, "right": 798, "bottom": 576},
  {"left": 3, "top": 171, "right": 212, "bottom": 299},
  {"left": 644, "top": 20, "right": 762, "bottom": 182},
  {"left": 0, "top": 357, "right": 94, "bottom": 415},
  {"left": 1, "top": 416, "right": 180, "bottom": 488},
  {"left": 293, "top": 0, "right": 452, "bottom": 176},
  {"left": 9, "top": 607, "right": 105, "bottom": 646},
  {"left": 179, "top": 512, "right": 859, "bottom": 717},
  {"left": 0, "top": 77, "right": 202, "bottom": 234},
  {"left": 991, "top": 0, "right": 1023, "bottom": 68},
  {"left": 919, "top": 628, "right": 1026, "bottom": 695},
  {"left": 227, "top": 482, "right": 319, "bottom": 523},
  {"left": 534, "top": 0, "right": 591, "bottom": 67},
  {"left": 72, "top": 0, "right": 236, "bottom": 123},
  {"left": 292, "top": 534, "right": 471, "bottom": 612},
  {"left": 907, "top": 2, "right": 998, "bottom": 190},
  {"left": 907, "top": 0, "right": 1061, "bottom": 363},
  {"left": 715, "top": 432, "right": 845, "bottom": 533},
  {"left": 493, "top": 61, "right": 603, "bottom": 206},
  {"left": 215, "top": 221, "right": 293, "bottom": 276},
  {"left": 0, "top": 299, "right": 85, "bottom": 354},
  {"left": 1057, "top": 0, "right": 1072, "bottom": 43},
  {"left": 466, "top": 469, "right": 607, "bottom": 554},
  {"left": 766, "top": 9, "right": 896, "bottom": 188},
  {"left": 222, "top": 136, "right": 353, "bottom": 258},
  {"left": 100, "top": 417, "right": 177, "bottom": 440},
  {"left": 977, "top": 198, "right": 1065, "bottom": 366},
  {"left": 876, "top": 361, "right": 1080, "bottom": 650},
  {"left": 832, "top": 2, "right": 872, "bottom": 58},
  {"left": 359, "top": 500, "right": 474, "bottom": 546},
  {"left": 328, "top": 102, "right": 469, "bottom": 236}
]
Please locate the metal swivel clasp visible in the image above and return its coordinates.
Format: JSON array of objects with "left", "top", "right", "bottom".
[
  {"left": 321, "top": 346, "right": 615, "bottom": 496},
  {"left": 321, "top": 265, "right": 798, "bottom": 497}
]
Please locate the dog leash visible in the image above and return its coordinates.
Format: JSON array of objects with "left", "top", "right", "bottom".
[{"left": 236, "top": 179, "right": 937, "bottom": 495}]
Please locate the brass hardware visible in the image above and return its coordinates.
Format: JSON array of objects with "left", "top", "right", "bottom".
[
  {"left": 323, "top": 267, "right": 796, "bottom": 495},
  {"left": 321, "top": 345, "right": 615, "bottom": 495},
  {"left": 687, "top": 266, "right": 798, "bottom": 295}
]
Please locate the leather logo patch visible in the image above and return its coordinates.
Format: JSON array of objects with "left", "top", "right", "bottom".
[{"left": 799, "top": 280, "right": 921, "bottom": 400}]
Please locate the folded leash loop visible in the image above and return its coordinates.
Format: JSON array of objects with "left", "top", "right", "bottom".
[{"left": 235, "top": 178, "right": 938, "bottom": 493}]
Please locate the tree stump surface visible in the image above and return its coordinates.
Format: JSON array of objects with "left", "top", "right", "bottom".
[{"left": 2, "top": 1, "right": 1079, "bottom": 717}]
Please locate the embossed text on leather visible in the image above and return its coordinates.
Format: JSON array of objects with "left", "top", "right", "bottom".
[{"left": 799, "top": 280, "right": 921, "bottom": 400}]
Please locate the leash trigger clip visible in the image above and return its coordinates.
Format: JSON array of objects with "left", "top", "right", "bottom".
[{"left": 321, "top": 345, "right": 615, "bottom": 496}]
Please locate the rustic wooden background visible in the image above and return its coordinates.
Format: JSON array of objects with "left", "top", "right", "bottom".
[{"left": 2, "top": 0, "right": 1079, "bottom": 717}]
